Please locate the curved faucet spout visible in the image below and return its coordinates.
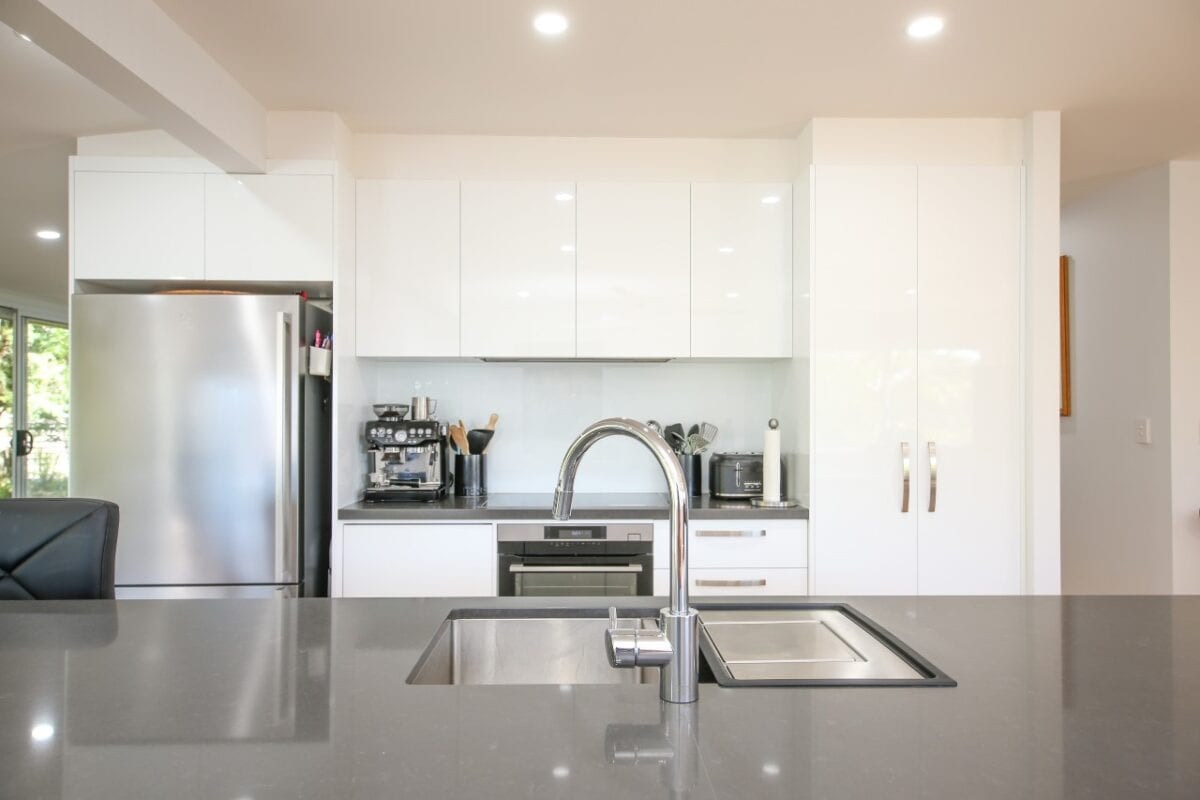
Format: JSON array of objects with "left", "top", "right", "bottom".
[{"left": 552, "top": 417, "right": 699, "bottom": 703}]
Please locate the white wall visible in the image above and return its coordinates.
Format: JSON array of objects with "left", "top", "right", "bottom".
[
  {"left": 1061, "top": 165, "right": 1173, "bottom": 593},
  {"left": 1169, "top": 161, "right": 1200, "bottom": 593},
  {"left": 372, "top": 361, "right": 777, "bottom": 493}
]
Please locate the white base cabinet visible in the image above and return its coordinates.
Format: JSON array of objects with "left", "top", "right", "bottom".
[
  {"left": 341, "top": 524, "right": 494, "bottom": 598},
  {"left": 654, "top": 520, "right": 809, "bottom": 597}
]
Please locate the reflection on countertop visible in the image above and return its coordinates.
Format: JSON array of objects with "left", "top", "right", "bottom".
[
  {"left": 1, "top": 595, "right": 1198, "bottom": 798},
  {"left": 339, "top": 492, "right": 809, "bottom": 521}
]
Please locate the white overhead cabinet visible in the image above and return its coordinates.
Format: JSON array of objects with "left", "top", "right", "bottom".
[
  {"left": 204, "top": 173, "right": 333, "bottom": 281},
  {"left": 811, "top": 164, "right": 1022, "bottom": 595},
  {"left": 460, "top": 182, "right": 576, "bottom": 358},
  {"left": 356, "top": 180, "right": 461, "bottom": 357},
  {"left": 73, "top": 171, "right": 205, "bottom": 281},
  {"left": 577, "top": 182, "right": 691, "bottom": 358},
  {"left": 690, "top": 183, "right": 792, "bottom": 357}
]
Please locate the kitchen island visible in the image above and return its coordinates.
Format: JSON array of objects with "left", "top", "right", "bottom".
[{"left": 1, "top": 595, "right": 1197, "bottom": 799}]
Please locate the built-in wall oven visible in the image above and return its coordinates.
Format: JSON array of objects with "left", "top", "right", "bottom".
[{"left": 497, "top": 523, "right": 654, "bottom": 597}]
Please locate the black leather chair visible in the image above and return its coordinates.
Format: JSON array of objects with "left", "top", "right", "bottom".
[{"left": 0, "top": 499, "right": 119, "bottom": 599}]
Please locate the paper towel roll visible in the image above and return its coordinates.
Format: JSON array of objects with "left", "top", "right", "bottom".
[{"left": 763, "top": 418, "right": 781, "bottom": 503}]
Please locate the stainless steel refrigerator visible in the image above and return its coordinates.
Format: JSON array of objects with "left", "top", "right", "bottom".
[{"left": 71, "top": 294, "right": 331, "bottom": 599}]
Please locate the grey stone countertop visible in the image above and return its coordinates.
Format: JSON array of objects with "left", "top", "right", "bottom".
[
  {"left": 2, "top": 595, "right": 1198, "bottom": 799},
  {"left": 339, "top": 492, "right": 809, "bottom": 521}
]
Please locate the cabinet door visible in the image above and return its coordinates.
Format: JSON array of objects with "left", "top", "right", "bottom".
[
  {"left": 73, "top": 171, "right": 204, "bottom": 280},
  {"left": 811, "top": 166, "right": 918, "bottom": 595},
  {"left": 205, "top": 173, "right": 333, "bottom": 281},
  {"left": 690, "top": 183, "right": 792, "bottom": 357},
  {"left": 356, "top": 180, "right": 460, "bottom": 357},
  {"left": 916, "top": 166, "right": 1022, "bottom": 594},
  {"left": 342, "top": 524, "right": 494, "bottom": 597},
  {"left": 461, "top": 182, "right": 576, "bottom": 357},
  {"left": 577, "top": 182, "right": 690, "bottom": 358}
]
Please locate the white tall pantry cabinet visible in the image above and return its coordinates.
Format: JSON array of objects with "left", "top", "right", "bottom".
[{"left": 811, "top": 164, "right": 1023, "bottom": 595}]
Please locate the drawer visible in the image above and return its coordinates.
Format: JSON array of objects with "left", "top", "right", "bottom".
[
  {"left": 654, "top": 568, "right": 808, "bottom": 597},
  {"left": 688, "top": 521, "right": 807, "bottom": 569}
]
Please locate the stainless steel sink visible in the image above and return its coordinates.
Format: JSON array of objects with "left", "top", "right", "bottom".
[
  {"left": 698, "top": 604, "right": 956, "bottom": 687},
  {"left": 406, "top": 604, "right": 955, "bottom": 689},
  {"left": 407, "top": 609, "right": 662, "bottom": 686}
]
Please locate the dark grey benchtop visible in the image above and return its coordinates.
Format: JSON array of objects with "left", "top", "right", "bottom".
[
  {"left": 339, "top": 492, "right": 809, "bottom": 521},
  {"left": 2, "top": 595, "right": 1197, "bottom": 798}
]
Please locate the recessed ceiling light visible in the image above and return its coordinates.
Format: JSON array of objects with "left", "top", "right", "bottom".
[
  {"left": 718, "top": 246, "right": 735, "bottom": 254},
  {"left": 725, "top": 291, "right": 740, "bottom": 299},
  {"left": 906, "top": 15, "right": 944, "bottom": 39},
  {"left": 35, "top": 229, "right": 61, "bottom": 240},
  {"left": 516, "top": 290, "right": 531, "bottom": 299},
  {"left": 16, "top": 31, "right": 33, "bottom": 43},
  {"left": 534, "top": 11, "right": 569, "bottom": 36},
  {"left": 761, "top": 195, "right": 781, "bottom": 205},
  {"left": 762, "top": 762, "right": 781, "bottom": 776},
  {"left": 560, "top": 244, "right": 575, "bottom": 253},
  {"left": 554, "top": 191, "right": 573, "bottom": 202},
  {"left": 30, "top": 723, "right": 54, "bottom": 742},
  {"left": 551, "top": 765, "right": 571, "bottom": 779}
]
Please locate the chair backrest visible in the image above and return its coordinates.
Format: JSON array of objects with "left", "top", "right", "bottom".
[{"left": 0, "top": 499, "right": 119, "bottom": 600}]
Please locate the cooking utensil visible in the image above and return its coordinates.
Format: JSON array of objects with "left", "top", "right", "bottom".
[
  {"left": 449, "top": 424, "right": 470, "bottom": 453},
  {"left": 664, "top": 423, "right": 686, "bottom": 452},
  {"left": 373, "top": 403, "right": 409, "bottom": 419},
  {"left": 486, "top": 413, "right": 499, "bottom": 431},
  {"left": 688, "top": 423, "right": 699, "bottom": 437},
  {"left": 700, "top": 421, "right": 719, "bottom": 443},
  {"left": 684, "top": 433, "right": 710, "bottom": 454},
  {"left": 467, "top": 428, "right": 494, "bottom": 455}
]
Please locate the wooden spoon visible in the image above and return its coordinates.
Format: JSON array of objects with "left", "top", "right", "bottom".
[
  {"left": 449, "top": 424, "right": 470, "bottom": 453},
  {"left": 486, "top": 413, "right": 499, "bottom": 431}
]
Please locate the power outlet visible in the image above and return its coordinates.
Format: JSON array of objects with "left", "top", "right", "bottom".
[{"left": 1136, "top": 417, "right": 1152, "bottom": 445}]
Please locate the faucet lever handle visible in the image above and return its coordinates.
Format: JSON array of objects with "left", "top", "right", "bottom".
[{"left": 609, "top": 606, "right": 618, "bottom": 629}]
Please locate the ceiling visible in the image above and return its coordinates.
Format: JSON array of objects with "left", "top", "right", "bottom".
[
  {"left": 0, "top": 22, "right": 143, "bottom": 304},
  {"left": 150, "top": 0, "right": 1200, "bottom": 186}
]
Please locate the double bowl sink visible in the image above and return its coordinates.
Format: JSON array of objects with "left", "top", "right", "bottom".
[{"left": 407, "top": 603, "right": 955, "bottom": 688}]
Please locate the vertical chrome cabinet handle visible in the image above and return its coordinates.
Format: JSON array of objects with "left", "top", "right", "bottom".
[
  {"left": 927, "top": 441, "right": 938, "bottom": 513},
  {"left": 900, "top": 442, "right": 911, "bottom": 513}
]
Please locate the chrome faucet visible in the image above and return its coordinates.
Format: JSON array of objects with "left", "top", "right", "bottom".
[{"left": 552, "top": 418, "right": 699, "bottom": 704}]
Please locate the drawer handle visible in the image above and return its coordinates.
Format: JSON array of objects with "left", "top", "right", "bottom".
[
  {"left": 509, "top": 565, "right": 643, "bottom": 573},
  {"left": 694, "top": 578, "right": 767, "bottom": 587},
  {"left": 696, "top": 530, "right": 766, "bottom": 538}
]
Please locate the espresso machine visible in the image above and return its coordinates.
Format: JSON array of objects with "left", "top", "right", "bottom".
[{"left": 364, "top": 398, "right": 450, "bottom": 502}]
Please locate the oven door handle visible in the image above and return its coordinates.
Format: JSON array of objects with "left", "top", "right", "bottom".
[{"left": 508, "top": 565, "right": 644, "bottom": 573}]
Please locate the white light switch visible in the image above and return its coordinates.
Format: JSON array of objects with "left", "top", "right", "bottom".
[{"left": 1136, "top": 417, "right": 1152, "bottom": 445}]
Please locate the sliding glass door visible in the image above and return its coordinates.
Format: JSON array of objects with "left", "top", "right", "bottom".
[
  {"left": 23, "top": 319, "right": 69, "bottom": 496},
  {"left": 0, "top": 307, "right": 14, "bottom": 498},
  {"left": 0, "top": 309, "right": 69, "bottom": 498}
]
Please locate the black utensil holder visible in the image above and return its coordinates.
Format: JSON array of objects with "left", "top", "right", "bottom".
[
  {"left": 455, "top": 454, "right": 487, "bottom": 497},
  {"left": 677, "top": 453, "right": 702, "bottom": 497}
]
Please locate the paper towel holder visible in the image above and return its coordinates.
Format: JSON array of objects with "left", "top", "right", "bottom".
[{"left": 752, "top": 418, "right": 801, "bottom": 508}]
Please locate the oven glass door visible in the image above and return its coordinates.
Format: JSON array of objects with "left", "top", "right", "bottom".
[{"left": 511, "top": 564, "right": 642, "bottom": 597}]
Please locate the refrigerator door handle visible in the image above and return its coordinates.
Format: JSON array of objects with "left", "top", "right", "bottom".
[{"left": 275, "top": 311, "right": 297, "bottom": 584}]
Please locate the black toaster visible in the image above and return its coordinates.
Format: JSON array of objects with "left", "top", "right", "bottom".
[{"left": 709, "top": 452, "right": 783, "bottom": 499}]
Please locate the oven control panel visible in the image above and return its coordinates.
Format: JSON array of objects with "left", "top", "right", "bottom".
[{"left": 497, "top": 523, "right": 652, "bottom": 542}]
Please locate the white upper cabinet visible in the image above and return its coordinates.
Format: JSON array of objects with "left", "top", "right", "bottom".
[
  {"left": 460, "top": 182, "right": 576, "bottom": 358},
  {"left": 356, "top": 180, "right": 461, "bottom": 357},
  {"left": 811, "top": 165, "right": 919, "bottom": 596},
  {"left": 73, "top": 171, "right": 205, "bottom": 281},
  {"left": 915, "top": 165, "right": 1022, "bottom": 595},
  {"left": 577, "top": 182, "right": 691, "bottom": 358},
  {"left": 690, "top": 183, "right": 792, "bottom": 357},
  {"left": 204, "top": 173, "right": 334, "bottom": 282}
]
